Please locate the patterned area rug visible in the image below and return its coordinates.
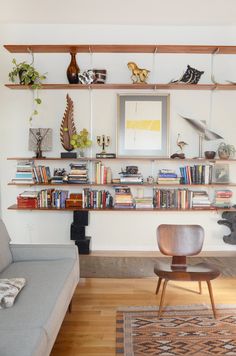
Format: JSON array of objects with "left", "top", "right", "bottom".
[{"left": 116, "top": 306, "right": 236, "bottom": 355}]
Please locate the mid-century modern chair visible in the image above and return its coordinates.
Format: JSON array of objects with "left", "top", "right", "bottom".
[{"left": 154, "top": 224, "right": 220, "bottom": 318}]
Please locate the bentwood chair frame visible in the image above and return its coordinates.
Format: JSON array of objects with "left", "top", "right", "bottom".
[{"left": 154, "top": 224, "right": 220, "bottom": 318}]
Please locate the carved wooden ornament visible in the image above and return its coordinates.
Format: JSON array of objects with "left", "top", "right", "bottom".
[{"left": 60, "top": 94, "right": 77, "bottom": 151}]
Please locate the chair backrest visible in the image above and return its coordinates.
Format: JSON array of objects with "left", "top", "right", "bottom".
[{"left": 157, "top": 224, "right": 204, "bottom": 257}]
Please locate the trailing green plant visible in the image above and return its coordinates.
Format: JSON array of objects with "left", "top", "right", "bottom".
[
  {"left": 8, "top": 57, "right": 47, "bottom": 121},
  {"left": 70, "top": 129, "right": 92, "bottom": 150},
  {"left": 217, "top": 142, "right": 236, "bottom": 159}
]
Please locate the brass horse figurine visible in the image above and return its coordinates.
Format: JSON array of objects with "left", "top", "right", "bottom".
[{"left": 127, "top": 62, "right": 150, "bottom": 84}]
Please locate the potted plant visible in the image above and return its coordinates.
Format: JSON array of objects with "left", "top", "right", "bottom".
[
  {"left": 8, "top": 57, "right": 47, "bottom": 121},
  {"left": 217, "top": 142, "right": 236, "bottom": 159},
  {"left": 70, "top": 129, "right": 92, "bottom": 156}
]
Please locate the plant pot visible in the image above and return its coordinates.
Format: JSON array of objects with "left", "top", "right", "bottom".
[
  {"left": 19, "top": 70, "right": 34, "bottom": 85},
  {"left": 218, "top": 152, "right": 230, "bottom": 160},
  {"left": 204, "top": 151, "right": 216, "bottom": 159}
]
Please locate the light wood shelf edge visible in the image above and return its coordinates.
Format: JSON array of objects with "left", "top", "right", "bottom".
[{"left": 4, "top": 44, "right": 236, "bottom": 54}]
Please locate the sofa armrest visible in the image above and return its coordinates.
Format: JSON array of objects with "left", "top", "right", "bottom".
[{"left": 10, "top": 244, "right": 79, "bottom": 262}]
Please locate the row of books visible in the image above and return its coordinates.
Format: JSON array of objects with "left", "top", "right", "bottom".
[
  {"left": 179, "top": 164, "right": 213, "bottom": 185},
  {"left": 17, "top": 189, "right": 69, "bottom": 208},
  {"left": 82, "top": 188, "right": 113, "bottom": 208},
  {"left": 94, "top": 162, "right": 112, "bottom": 184},
  {"left": 153, "top": 188, "right": 212, "bottom": 209}
]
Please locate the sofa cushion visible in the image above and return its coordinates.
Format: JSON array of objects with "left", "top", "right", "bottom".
[
  {"left": 0, "top": 259, "right": 76, "bottom": 330},
  {"left": 0, "top": 219, "right": 12, "bottom": 273},
  {"left": 0, "top": 328, "right": 47, "bottom": 356}
]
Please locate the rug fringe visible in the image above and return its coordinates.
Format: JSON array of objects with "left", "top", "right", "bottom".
[{"left": 117, "top": 303, "right": 236, "bottom": 312}]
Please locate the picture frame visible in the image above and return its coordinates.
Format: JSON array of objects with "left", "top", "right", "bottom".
[
  {"left": 212, "top": 164, "right": 229, "bottom": 184},
  {"left": 117, "top": 94, "right": 170, "bottom": 157}
]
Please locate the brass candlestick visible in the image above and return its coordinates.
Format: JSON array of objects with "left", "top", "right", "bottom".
[{"left": 96, "top": 135, "right": 116, "bottom": 158}]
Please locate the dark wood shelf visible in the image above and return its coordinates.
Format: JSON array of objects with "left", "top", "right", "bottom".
[
  {"left": 7, "top": 182, "right": 236, "bottom": 187},
  {"left": 4, "top": 44, "right": 236, "bottom": 54},
  {"left": 9, "top": 204, "right": 228, "bottom": 212},
  {"left": 5, "top": 83, "right": 236, "bottom": 90},
  {"left": 7, "top": 156, "right": 236, "bottom": 162}
]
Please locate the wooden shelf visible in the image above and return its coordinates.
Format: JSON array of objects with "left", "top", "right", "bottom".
[
  {"left": 7, "top": 182, "right": 236, "bottom": 187},
  {"left": 8, "top": 204, "right": 227, "bottom": 212},
  {"left": 5, "top": 83, "right": 236, "bottom": 90},
  {"left": 4, "top": 44, "right": 236, "bottom": 54},
  {"left": 7, "top": 156, "right": 236, "bottom": 162}
]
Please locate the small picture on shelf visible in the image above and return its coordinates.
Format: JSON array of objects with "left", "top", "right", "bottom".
[
  {"left": 28, "top": 128, "right": 52, "bottom": 158},
  {"left": 212, "top": 164, "right": 229, "bottom": 184}
]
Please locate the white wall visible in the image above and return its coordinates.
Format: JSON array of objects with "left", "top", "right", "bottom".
[{"left": 1, "top": 24, "right": 236, "bottom": 251}]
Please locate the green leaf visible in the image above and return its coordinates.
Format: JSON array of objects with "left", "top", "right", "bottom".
[{"left": 35, "top": 98, "right": 42, "bottom": 104}]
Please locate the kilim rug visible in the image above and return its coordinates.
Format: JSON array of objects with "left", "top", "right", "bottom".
[{"left": 116, "top": 305, "right": 236, "bottom": 355}]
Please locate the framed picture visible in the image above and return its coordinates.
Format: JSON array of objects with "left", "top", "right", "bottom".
[
  {"left": 212, "top": 164, "right": 229, "bottom": 184},
  {"left": 28, "top": 128, "right": 52, "bottom": 157},
  {"left": 117, "top": 94, "right": 170, "bottom": 157}
]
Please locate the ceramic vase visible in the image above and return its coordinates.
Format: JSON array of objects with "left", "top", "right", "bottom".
[{"left": 67, "top": 52, "right": 79, "bottom": 84}]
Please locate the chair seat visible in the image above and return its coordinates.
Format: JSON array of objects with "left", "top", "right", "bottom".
[{"left": 154, "top": 261, "right": 220, "bottom": 281}]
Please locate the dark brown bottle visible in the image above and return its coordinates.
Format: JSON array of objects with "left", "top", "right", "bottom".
[{"left": 67, "top": 52, "right": 79, "bottom": 84}]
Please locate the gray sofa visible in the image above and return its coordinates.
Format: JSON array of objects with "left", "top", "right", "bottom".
[{"left": 0, "top": 219, "right": 80, "bottom": 356}]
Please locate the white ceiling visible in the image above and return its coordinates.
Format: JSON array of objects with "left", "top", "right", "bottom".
[{"left": 1, "top": 0, "right": 236, "bottom": 26}]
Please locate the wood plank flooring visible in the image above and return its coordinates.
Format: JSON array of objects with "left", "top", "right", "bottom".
[{"left": 51, "top": 277, "right": 236, "bottom": 356}]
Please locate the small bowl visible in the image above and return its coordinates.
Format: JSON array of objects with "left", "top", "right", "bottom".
[{"left": 204, "top": 151, "right": 216, "bottom": 159}]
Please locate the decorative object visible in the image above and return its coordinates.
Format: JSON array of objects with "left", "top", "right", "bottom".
[
  {"left": 0, "top": 278, "right": 26, "bottom": 309},
  {"left": 78, "top": 70, "right": 95, "bottom": 84},
  {"left": 28, "top": 128, "right": 52, "bottom": 158},
  {"left": 171, "top": 133, "right": 188, "bottom": 159},
  {"left": 127, "top": 62, "right": 150, "bottom": 83},
  {"left": 217, "top": 142, "right": 236, "bottom": 159},
  {"left": 8, "top": 56, "right": 47, "bottom": 121},
  {"left": 218, "top": 211, "right": 236, "bottom": 244},
  {"left": 212, "top": 164, "right": 229, "bottom": 183},
  {"left": 96, "top": 135, "right": 116, "bottom": 158},
  {"left": 60, "top": 94, "right": 77, "bottom": 157},
  {"left": 204, "top": 150, "right": 216, "bottom": 159},
  {"left": 117, "top": 94, "right": 169, "bottom": 157},
  {"left": 70, "top": 128, "right": 92, "bottom": 157},
  {"left": 170, "top": 65, "right": 204, "bottom": 84},
  {"left": 116, "top": 306, "right": 236, "bottom": 356},
  {"left": 180, "top": 115, "right": 223, "bottom": 158},
  {"left": 67, "top": 52, "right": 80, "bottom": 84},
  {"left": 93, "top": 69, "right": 107, "bottom": 84},
  {"left": 147, "top": 175, "right": 154, "bottom": 184}
]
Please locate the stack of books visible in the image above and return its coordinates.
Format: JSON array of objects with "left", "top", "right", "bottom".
[
  {"left": 154, "top": 188, "right": 189, "bottom": 209},
  {"left": 68, "top": 162, "right": 89, "bottom": 184},
  {"left": 17, "top": 190, "right": 39, "bottom": 208},
  {"left": 82, "top": 188, "right": 113, "bottom": 208},
  {"left": 134, "top": 197, "right": 153, "bottom": 208},
  {"left": 191, "top": 190, "right": 212, "bottom": 209},
  {"left": 157, "top": 169, "right": 180, "bottom": 185},
  {"left": 213, "top": 189, "right": 232, "bottom": 208},
  {"left": 12, "top": 161, "right": 34, "bottom": 184},
  {"left": 119, "top": 171, "right": 143, "bottom": 184},
  {"left": 114, "top": 186, "right": 134, "bottom": 208}
]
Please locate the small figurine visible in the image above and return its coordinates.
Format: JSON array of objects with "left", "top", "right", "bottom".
[
  {"left": 127, "top": 62, "right": 150, "bottom": 84},
  {"left": 171, "top": 133, "right": 188, "bottom": 159}
]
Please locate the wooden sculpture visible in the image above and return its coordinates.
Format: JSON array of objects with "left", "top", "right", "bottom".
[
  {"left": 60, "top": 94, "right": 77, "bottom": 151},
  {"left": 127, "top": 62, "right": 150, "bottom": 83}
]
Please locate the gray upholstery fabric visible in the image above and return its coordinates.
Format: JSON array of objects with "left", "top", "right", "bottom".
[
  {"left": 0, "top": 328, "right": 47, "bottom": 356},
  {"left": 0, "top": 259, "right": 76, "bottom": 328},
  {"left": 11, "top": 244, "right": 78, "bottom": 262},
  {"left": 0, "top": 220, "right": 12, "bottom": 273}
]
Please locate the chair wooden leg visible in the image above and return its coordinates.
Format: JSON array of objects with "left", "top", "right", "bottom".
[
  {"left": 158, "top": 280, "right": 168, "bottom": 318},
  {"left": 68, "top": 299, "right": 72, "bottom": 313},
  {"left": 198, "top": 281, "right": 202, "bottom": 294},
  {"left": 206, "top": 281, "right": 217, "bottom": 319},
  {"left": 155, "top": 277, "right": 163, "bottom": 295}
]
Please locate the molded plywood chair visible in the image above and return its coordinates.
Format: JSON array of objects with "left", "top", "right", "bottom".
[{"left": 154, "top": 224, "right": 220, "bottom": 318}]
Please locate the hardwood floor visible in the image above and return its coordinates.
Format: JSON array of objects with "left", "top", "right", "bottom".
[{"left": 51, "top": 277, "right": 236, "bottom": 356}]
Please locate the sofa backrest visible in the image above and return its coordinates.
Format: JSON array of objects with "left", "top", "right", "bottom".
[{"left": 0, "top": 219, "right": 13, "bottom": 272}]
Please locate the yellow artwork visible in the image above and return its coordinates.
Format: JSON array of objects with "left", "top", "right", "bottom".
[{"left": 126, "top": 120, "right": 160, "bottom": 132}]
